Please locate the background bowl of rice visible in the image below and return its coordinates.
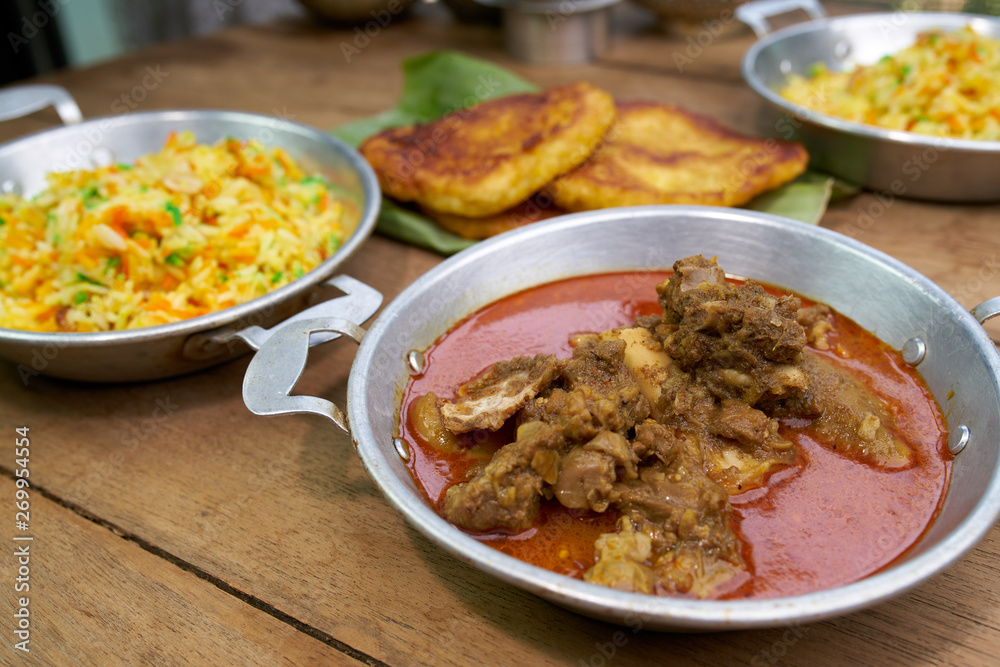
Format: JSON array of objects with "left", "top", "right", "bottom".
[
  {"left": 0, "top": 108, "right": 380, "bottom": 382},
  {"left": 741, "top": 8, "right": 1000, "bottom": 201}
]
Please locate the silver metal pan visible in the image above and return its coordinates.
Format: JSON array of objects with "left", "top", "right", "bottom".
[
  {"left": 241, "top": 206, "right": 1000, "bottom": 631},
  {"left": 739, "top": 0, "right": 1000, "bottom": 201},
  {"left": 0, "top": 86, "right": 381, "bottom": 382}
]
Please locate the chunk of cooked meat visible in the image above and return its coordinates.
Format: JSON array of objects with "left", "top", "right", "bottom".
[
  {"left": 582, "top": 429, "right": 638, "bottom": 480},
  {"left": 561, "top": 337, "right": 653, "bottom": 432},
  {"left": 701, "top": 399, "right": 796, "bottom": 494},
  {"left": 440, "top": 354, "right": 561, "bottom": 433},
  {"left": 519, "top": 338, "right": 651, "bottom": 440},
  {"left": 797, "top": 350, "right": 914, "bottom": 468},
  {"left": 596, "top": 425, "right": 745, "bottom": 597},
  {"left": 633, "top": 420, "right": 682, "bottom": 465},
  {"left": 442, "top": 421, "right": 564, "bottom": 532},
  {"left": 554, "top": 447, "right": 617, "bottom": 512},
  {"left": 549, "top": 101, "right": 808, "bottom": 211},
  {"left": 360, "top": 82, "right": 616, "bottom": 218},
  {"left": 710, "top": 399, "right": 791, "bottom": 451},
  {"left": 615, "top": 433, "right": 736, "bottom": 556},
  {"left": 658, "top": 254, "right": 808, "bottom": 406},
  {"left": 549, "top": 430, "right": 638, "bottom": 513}
]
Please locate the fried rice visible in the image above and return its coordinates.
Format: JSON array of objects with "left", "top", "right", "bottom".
[
  {"left": 780, "top": 26, "right": 1000, "bottom": 141},
  {"left": 0, "top": 130, "right": 350, "bottom": 332}
]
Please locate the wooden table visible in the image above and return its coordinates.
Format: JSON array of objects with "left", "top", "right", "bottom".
[{"left": 2, "top": 3, "right": 999, "bottom": 664}]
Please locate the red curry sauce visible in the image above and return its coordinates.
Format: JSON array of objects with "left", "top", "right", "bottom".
[{"left": 399, "top": 271, "right": 952, "bottom": 599}]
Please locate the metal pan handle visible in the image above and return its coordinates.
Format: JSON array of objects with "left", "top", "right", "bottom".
[
  {"left": 241, "top": 317, "right": 365, "bottom": 433},
  {"left": 972, "top": 296, "right": 1000, "bottom": 325},
  {"left": 233, "top": 275, "right": 383, "bottom": 434},
  {"left": 0, "top": 84, "right": 82, "bottom": 125},
  {"left": 735, "top": 0, "right": 826, "bottom": 38},
  {"left": 227, "top": 275, "right": 382, "bottom": 352}
]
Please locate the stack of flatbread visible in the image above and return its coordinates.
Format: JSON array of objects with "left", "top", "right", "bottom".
[{"left": 360, "top": 82, "right": 809, "bottom": 240}]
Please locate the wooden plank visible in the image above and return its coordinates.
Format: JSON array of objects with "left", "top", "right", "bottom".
[{"left": 0, "top": 476, "right": 361, "bottom": 665}]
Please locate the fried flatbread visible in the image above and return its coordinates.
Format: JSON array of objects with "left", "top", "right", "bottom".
[
  {"left": 360, "top": 82, "right": 616, "bottom": 218},
  {"left": 549, "top": 102, "right": 809, "bottom": 211},
  {"left": 422, "top": 192, "right": 566, "bottom": 240}
]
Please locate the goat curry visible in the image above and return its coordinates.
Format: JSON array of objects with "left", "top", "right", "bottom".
[{"left": 399, "top": 256, "right": 951, "bottom": 600}]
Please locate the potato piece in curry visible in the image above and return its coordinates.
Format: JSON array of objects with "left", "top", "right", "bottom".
[{"left": 412, "top": 255, "right": 922, "bottom": 599}]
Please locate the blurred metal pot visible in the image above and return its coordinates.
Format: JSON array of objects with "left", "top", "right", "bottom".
[{"left": 297, "top": 0, "right": 413, "bottom": 24}]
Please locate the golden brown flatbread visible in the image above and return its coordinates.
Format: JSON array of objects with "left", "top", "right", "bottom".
[
  {"left": 422, "top": 192, "right": 566, "bottom": 240},
  {"left": 549, "top": 102, "right": 809, "bottom": 211},
  {"left": 360, "top": 82, "right": 616, "bottom": 218}
]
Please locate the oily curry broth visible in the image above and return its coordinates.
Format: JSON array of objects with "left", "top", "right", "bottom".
[{"left": 399, "top": 271, "right": 951, "bottom": 599}]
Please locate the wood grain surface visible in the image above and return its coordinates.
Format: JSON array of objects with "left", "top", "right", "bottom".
[{"left": 1, "top": 3, "right": 999, "bottom": 665}]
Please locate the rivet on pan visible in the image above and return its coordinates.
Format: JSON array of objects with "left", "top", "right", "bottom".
[
  {"left": 779, "top": 59, "right": 792, "bottom": 74},
  {"left": 949, "top": 424, "right": 970, "bottom": 455},
  {"left": 393, "top": 437, "right": 411, "bottom": 462},
  {"left": 407, "top": 349, "right": 426, "bottom": 375},
  {"left": 902, "top": 337, "right": 926, "bottom": 366},
  {"left": 89, "top": 146, "right": 116, "bottom": 168},
  {"left": 1, "top": 179, "right": 22, "bottom": 196},
  {"left": 834, "top": 40, "right": 851, "bottom": 60}
]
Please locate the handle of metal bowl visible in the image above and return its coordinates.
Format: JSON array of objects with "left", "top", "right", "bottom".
[
  {"left": 972, "top": 297, "right": 1000, "bottom": 325},
  {"left": 0, "top": 84, "right": 83, "bottom": 125},
  {"left": 233, "top": 275, "right": 383, "bottom": 434},
  {"left": 735, "top": 0, "right": 826, "bottom": 38}
]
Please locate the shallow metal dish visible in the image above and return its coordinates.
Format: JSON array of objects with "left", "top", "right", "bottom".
[
  {"left": 740, "top": 0, "right": 1000, "bottom": 201},
  {"left": 243, "top": 206, "right": 1000, "bottom": 631},
  {"left": 0, "top": 87, "right": 380, "bottom": 382}
]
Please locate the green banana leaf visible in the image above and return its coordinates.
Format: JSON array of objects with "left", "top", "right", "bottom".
[{"left": 332, "top": 51, "right": 849, "bottom": 255}]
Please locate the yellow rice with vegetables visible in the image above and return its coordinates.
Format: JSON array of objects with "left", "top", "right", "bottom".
[
  {"left": 780, "top": 26, "right": 1000, "bottom": 141},
  {"left": 0, "top": 130, "right": 351, "bottom": 332}
]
